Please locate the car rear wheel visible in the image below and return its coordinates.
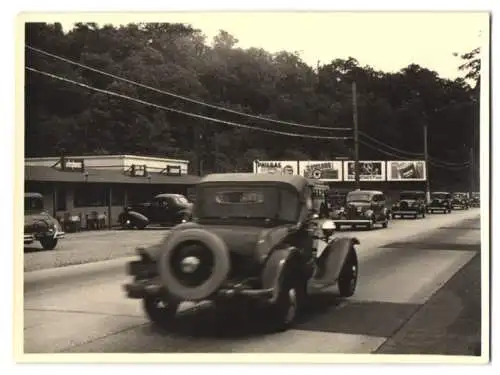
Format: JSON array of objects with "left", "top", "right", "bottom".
[
  {"left": 382, "top": 218, "right": 388, "bottom": 228},
  {"left": 270, "top": 271, "right": 303, "bottom": 332},
  {"left": 338, "top": 248, "right": 358, "bottom": 297},
  {"left": 143, "top": 295, "right": 179, "bottom": 328},
  {"left": 40, "top": 237, "right": 58, "bottom": 250}
]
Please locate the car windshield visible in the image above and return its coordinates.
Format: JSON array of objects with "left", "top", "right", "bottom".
[
  {"left": 400, "top": 192, "right": 424, "bottom": 200},
  {"left": 25, "top": 197, "right": 44, "bottom": 212},
  {"left": 432, "top": 193, "right": 450, "bottom": 200},
  {"left": 195, "top": 185, "right": 298, "bottom": 223},
  {"left": 346, "top": 192, "right": 372, "bottom": 202}
]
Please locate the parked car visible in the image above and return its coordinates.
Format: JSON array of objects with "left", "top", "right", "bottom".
[
  {"left": 470, "top": 192, "right": 480, "bottom": 207},
  {"left": 451, "top": 192, "right": 470, "bottom": 210},
  {"left": 332, "top": 190, "right": 389, "bottom": 230},
  {"left": 123, "top": 173, "right": 360, "bottom": 332},
  {"left": 391, "top": 190, "right": 427, "bottom": 219},
  {"left": 118, "top": 193, "right": 193, "bottom": 229},
  {"left": 24, "top": 192, "right": 65, "bottom": 250},
  {"left": 427, "top": 192, "right": 452, "bottom": 214}
]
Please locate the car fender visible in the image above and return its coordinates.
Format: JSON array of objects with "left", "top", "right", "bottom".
[
  {"left": 126, "top": 210, "right": 150, "bottom": 227},
  {"left": 261, "top": 246, "right": 302, "bottom": 303},
  {"left": 317, "top": 237, "right": 359, "bottom": 282}
]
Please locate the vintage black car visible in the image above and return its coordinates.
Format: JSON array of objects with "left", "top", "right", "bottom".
[
  {"left": 427, "top": 192, "right": 452, "bottom": 214},
  {"left": 470, "top": 192, "right": 480, "bottom": 207},
  {"left": 451, "top": 192, "right": 470, "bottom": 210},
  {"left": 118, "top": 193, "right": 193, "bottom": 229},
  {"left": 24, "top": 192, "right": 65, "bottom": 250},
  {"left": 391, "top": 190, "right": 427, "bottom": 219},
  {"left": 123, "top": 173, "right": 360, "bottom": 332},
  {"left": 332, "top": 190, "right": 389, "bottom": 230}
]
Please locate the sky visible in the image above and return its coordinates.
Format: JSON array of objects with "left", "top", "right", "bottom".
[{"left": 58, "top": 12, "right": 488, "bottom": 81}]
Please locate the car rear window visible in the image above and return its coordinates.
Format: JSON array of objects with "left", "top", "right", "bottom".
[{"left": 215, "top": 191, "right": 265, "bottom": 204}]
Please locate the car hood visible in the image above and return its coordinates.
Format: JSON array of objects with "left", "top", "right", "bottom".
[
  {"left": 24, "top": 212, "right": 57, "bottom": 227},
  {"left": 146, "top": 222, "right": 291, "bottom": 260},
  {"left": 346, "top": 201, "right": 370, "bottom": 208}
]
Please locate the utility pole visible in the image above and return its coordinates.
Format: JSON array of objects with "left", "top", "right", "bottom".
[
  {"left": 469, "top": 147, "right": 474, "bottom": 197},
  {"left": 423, "top": 121, "right": 430, "bottom": 203},
  {"left": 352, "top": 82, "right": 360, "bottom": 190}
]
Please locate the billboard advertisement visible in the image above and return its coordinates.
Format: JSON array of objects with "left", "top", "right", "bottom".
[
  {"left": 253, "top": 160, "right": 298, "bottom": 175},
  {"left": 299, "top": 160, "right": 343, "bottom": 182},
  {"left": 343, "top": 160, "right": 385, "bottom": 181},
  {"left": 387, "top": 160, "right": 427, "bottom": 181}
]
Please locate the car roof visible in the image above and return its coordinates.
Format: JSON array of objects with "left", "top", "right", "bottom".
[
  {"left": 432, "top": 191, "right": 451, "bottom": 194},
  {"left": 347, "top": 190, "right": 384, "bottom": 196},
  {"left": 198, "top": 173, "right": 309, "bottom": 192},
  {"left": 24, "top": 192, "right": 43, "bottom": 198}
]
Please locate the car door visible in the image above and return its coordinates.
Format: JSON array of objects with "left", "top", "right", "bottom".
[{"left": 378, "top": 194, "right": 387, "bottom": 219}]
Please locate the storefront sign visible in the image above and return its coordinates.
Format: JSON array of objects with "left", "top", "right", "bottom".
[
  {"left": 131, "top": 164, "right": 147, "bottom": 177},
  {"left": 253, "top": 160, "right": 298, "bottom": 175},
  {"left": 61, "top": 158, "right": 85, "bottom": 172},
  {"left": 343, "top": 160, "right": 386, "bottom": 181},
  {"left": 387, "top": 160, "right": 427, "bottom": 181},
  {"left": 299, "top": 160, "right": 342, "bottom": 181},
  {"left": 165, "top": 165, "right": 182, "bottom": 176}
]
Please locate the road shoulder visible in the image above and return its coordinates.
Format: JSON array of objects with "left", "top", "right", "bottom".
[{"left": 375, "top": 253, "right": 483, "bottom": 357}]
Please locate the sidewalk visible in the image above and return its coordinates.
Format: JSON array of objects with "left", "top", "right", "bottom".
[{"left": 375, "top": 253, "right": 483, "bottom": 357}]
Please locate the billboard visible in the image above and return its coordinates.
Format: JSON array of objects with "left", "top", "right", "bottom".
[
  {"left": 253, "top": 160, "right": 298, "bottom": 175},
  {"left": 299, "top": 160, "right": 342, "bottom": 182},
  {"left": 387, "top": 160, "right": 427, "bottom": 181},
  {"left": 343, "top": 160, "right": 385, "bottom": 181}
]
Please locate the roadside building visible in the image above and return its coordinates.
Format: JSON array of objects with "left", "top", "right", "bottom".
[{"left": 24, "top": 154, "right": 201, "bottom": 230}]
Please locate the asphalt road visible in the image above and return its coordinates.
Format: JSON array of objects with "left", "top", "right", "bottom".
[{"left": 23, "top": 208, "right": 482, "bottom": 354}]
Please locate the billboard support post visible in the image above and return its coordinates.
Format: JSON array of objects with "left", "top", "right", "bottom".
[
  {"left": 352, "top": 82, "right": 360, "bottom": 190},
  {"left": 423, "top": 121, "right": 430, "bottom": 203},
  {"left": 469, "top": 147, "right": 474, "bottom": 198}
]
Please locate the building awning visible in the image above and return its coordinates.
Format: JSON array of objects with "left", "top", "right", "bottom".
[{"left": 24, "top": 166, "right": 201, "bottom": 185}]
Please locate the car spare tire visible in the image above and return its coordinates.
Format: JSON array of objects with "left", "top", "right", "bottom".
[{"left": 157, "top": 228, "right": 230, "bottom": 301}]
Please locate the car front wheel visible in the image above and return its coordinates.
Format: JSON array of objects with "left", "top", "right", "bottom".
[
  {"left": 40, "top": 237, "right": 58, "bottom": 250},
  {"left": 271, "top": 272, "right": 302, "bottom": 332},
  {"left": 338, "top": 249, "right": 358, "bottom": 297}
]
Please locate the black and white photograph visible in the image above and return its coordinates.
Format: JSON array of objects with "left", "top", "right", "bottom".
[{"left": 14, "top": 9, "right": 490, "bottom": 366}]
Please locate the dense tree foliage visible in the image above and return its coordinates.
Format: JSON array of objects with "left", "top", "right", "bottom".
[{"left": 25, "top": 22, "right": 481, "bottom": 187}]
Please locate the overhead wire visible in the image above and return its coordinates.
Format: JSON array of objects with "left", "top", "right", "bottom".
[
  {"left": 26, "top": 66, "right": 353, "bottom": 141},
  {"left": 26, "top": 45, "right": 474, "bottom": 168},
  {"left": 26, "top": 44, "right": 352, "bottom": 132}
]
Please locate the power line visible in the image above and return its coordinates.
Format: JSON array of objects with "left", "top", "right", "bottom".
[
  {"left": 358, "top": 130, "right": 423, "bottom": 157},
  {"left": 359, "top": 130, "right": 471, "bottom": 166},
  {"left": 26, "top": 44, "right": 352, "bottom": 132},
  {"left": 428, "top": 160, "right": 470, "bottom": 170},
  {"left": 358, "top": 139, "right": 414, "bottom": 160},
  {"left": 26, "top": 66, "right": 353, "bottom": 141}
]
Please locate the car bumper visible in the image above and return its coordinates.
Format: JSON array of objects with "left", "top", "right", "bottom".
[
  {"left": 124, "top": 261, "right": 275, "bottom": 303},
  {"left": 24, "top": 231, "right": 65, "bottom": 244},
  {"left": 123, "top": 280, "right": 274, "bottom": 302},
  {"left": 333, "top": 219, "right": 372, "bottom": 226},
  {"left": 392, "top": 210, "right": 419, "bottom": 215}
]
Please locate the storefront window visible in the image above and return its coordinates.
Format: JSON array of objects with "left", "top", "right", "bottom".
[
  {"left": 56, "top": 186, "right": 67, "bottom": 211},
  {"left": 111, "top": 186, "right": 125, "bottom": 206},
  {"left": 74, "top": 184, "right": 107, "bottom": 207}
]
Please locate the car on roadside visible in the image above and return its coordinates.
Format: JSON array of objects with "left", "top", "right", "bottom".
[
  {"left": 123, "top": 173, "right": 360, "bottom": 332},
  {"left": 427, "top": 191, "right": 452, "bottom": 214},
  {"left": 470, "top": 192, "right": 480, "bottom": 207},
  {"left": 332, "top": 190, "right": 389, "bottom": 230},
  {"left": 118, "top": 193, "right": 193, "bottom": 229},
  {"left": 451, "top": 192, "right": 470, "bottom": 210},
  {"left": 24, "top": 192, "right": 65, "bottom": 250},
  {"left": 391, "top": 190, "right": 427, "bottom": 219}
]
